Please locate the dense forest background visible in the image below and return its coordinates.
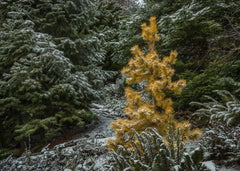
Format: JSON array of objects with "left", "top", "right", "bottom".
[{"left": 0, "top": 0, "right": 240, "bottom": 169}]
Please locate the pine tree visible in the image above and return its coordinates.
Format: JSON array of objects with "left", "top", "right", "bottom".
[
  {"left": 0, "top": 0, "right": 124, "bottom": 157},
  {"left": 0, "top": 0, "right": 97, "bottom": 153},
  {"left": 29, "top": 0, "right": 104, "bottom": 65},
  {"left": 107, "top": 17, "right": 202, "bottom": 150}
]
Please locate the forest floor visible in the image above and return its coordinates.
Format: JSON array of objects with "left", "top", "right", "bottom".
[
  {"left": 0, "top": 97, "right": 239, "bottom": 170},
  {"left": 0, "top": 97, "right": 123, "bottom": 170}
]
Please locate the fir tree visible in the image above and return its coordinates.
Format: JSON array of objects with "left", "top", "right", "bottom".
[
  {"left": 0, "top": 0, "right": 98, "bottom": 154},
  {"left": 0, "top": 0, "right": 124, "bottom": 157},
  {"left": 30, "top": 0, "right": 105, "bottom": 65},
  {"left": 107, "top": 17, "right": 202, "bottom": 150}
]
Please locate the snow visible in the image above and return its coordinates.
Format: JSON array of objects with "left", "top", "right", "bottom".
[
  {"left": 137, "top": 0, "right": 145, "bottom": 6},
  {"left": 64, "top": 169, "right": 72, "bottom": 171},
  {"left": 0, "top": 93, "right": 122, "bottom": 170},
  {"left": 218, "top": 167, "right": 240, "bottom": 171},
  {"left": 202, "top": 161, "right": 216, "bottom": 171},
  {"left": 1, "top": 80, "right": 239, "bottom": 170},
  {"left": 202, "top": 161, "right": 240, "bottom": 171}
]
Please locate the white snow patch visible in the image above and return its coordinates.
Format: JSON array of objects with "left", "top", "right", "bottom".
[
  {"left": 97, "top": 136, "right": 116, "bottom": 146},
  {"left": 202, "top": 161, "right": 216, "bottom": 171},
  {"left": 61, "top": 147, "right": 75, "bottom": 156},
  {"left": 137, "top": 0, "right": 145, "bottom": 6},
  {"left": 64, "top": 169, "right": 72, "bottom": 171}
]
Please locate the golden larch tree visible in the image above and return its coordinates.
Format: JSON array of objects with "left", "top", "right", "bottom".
[{"left": 107, "top": 17, "right": 202, "bottom": 150}]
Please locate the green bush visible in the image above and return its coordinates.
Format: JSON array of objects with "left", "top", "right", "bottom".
[{"left": 191, "top": 90, "right": 240, "bottom": 126}]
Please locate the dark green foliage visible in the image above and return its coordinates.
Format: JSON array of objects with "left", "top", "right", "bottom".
[
  {"left": 173, "top": 66, "right": 222, "bottom": 111},
  {"left": 219, "top": 77, "right": 240, "bottom": 96},
  {"left": 0, "top": 0, "right": 122, "bottom": 157},
  {"left": 142, "top": 0, "right": 240, "bottom": 64},
  {"left": 93, "top": 0, "right": 125, "bottom": 70},
  {"left": 191, "top": 90, "right": 240, "bottom": 126},
  {"left": 29, "top": 0, "right": 104, "bottom": 65},
  {"left": 27, "top": 0, "right": 124, "bottom": 68},
  {"left": 0, "top": 11, "right": 96, "bottom": 152},
  {"left": 158, "top": 3, "right": 220, "bottom": 63},
  {"left": 173, "top": 60, "right": 240, "bottom": 111},
  {"left": 108, "top": 128, "right": 207, "bottom": 171},
  {"left": 0, "top": 148, "right": 20, "bottom": 161}
]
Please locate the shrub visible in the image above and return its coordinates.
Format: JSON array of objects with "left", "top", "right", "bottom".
[
  {"left": 191, "top": 90, "right": 240, "bottom": 126},
  {"left": 201, "top": 123, "right": 240, "bottom": 167},
  {"left": 191, "top": 89, "right": 240, "bottom": 168},
  {"left": 107, "top": 127, "right": 207, "bottom": 171}
]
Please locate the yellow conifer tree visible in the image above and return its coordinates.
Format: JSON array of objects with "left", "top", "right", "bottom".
[{"left": 107, "top": 17, "right": 202, "bottom": 150}]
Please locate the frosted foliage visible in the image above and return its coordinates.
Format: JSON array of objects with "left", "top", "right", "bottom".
[
  {"left": 108, "top": 128, "right": 207, "bottom": 171},
  {"left": 0, "top": 0, "right": 105, "bottom": 149},
  {"left": 201, "top": 124, "right": 240, "bottom": 167},
  {"left": 110, "top": 15, "right": 141, "bottom": 65},
  {"left": 0, "top": 140, "right": 109, "bottom": 171},
  {"left": 0, "top": 8, "right": 101, "bottom": 101},
  {"left": 32, "top": 33, "right": 73, "bottom": 77},
  {"left": 74, "top": 35, "right": 106, "bottom": 64},
  {"left": 157, "top": 0, "right": 210, "bottom": 42},
  {"left": 0, "top": 0, "right": 120, "bottom": 109},
  {"left": 84, "top": 67, "right": 118, "bottom": 84},
  {"left": 220, "top": 77, "right": 240, "bottom": 94},
  {"left": 73, "top": 66, "right": 119, "bottom": 100},
  {"left": 1, "top": 30, "right": 77, "bottom": 90},
  {"left": 90, "top": 96, "right": 126, "bottom": 119},
  {"left": 159, "top": 0, "right": 209, "bottom": 22},
  {"left": 191, "top": 90, "right": 240, "bottom": 126}
]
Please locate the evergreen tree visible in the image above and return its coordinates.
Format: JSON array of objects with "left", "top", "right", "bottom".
[
  {"left": 0, "top": 0, "right": 123, "bottom": 156},
  {"left": 0, "top": 6, "right": 96, "bottom": 147},
  {"left": 28, "top": 0, "right": 104, "bottom": 65},
  {"left": 107, "top": 17, "right": 202, "bottom": 150}
]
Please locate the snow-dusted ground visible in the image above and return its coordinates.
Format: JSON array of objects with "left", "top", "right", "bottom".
[
  {"left": 0, "top": 94, "right": 239, "bottom": 171},
  {"left": 0, "top": 96, "right": 125, "bottom": 171}
]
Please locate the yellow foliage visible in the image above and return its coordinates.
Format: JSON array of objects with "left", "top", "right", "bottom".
[{"left": 107, "top": 17, "right": 202, "bottom": 151}]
